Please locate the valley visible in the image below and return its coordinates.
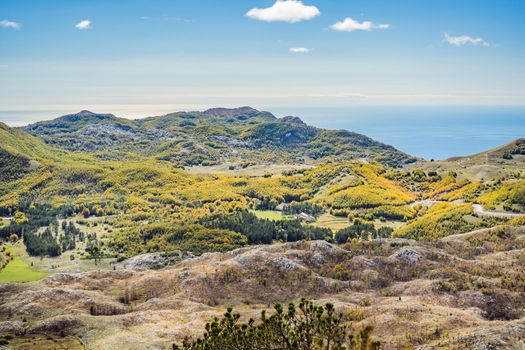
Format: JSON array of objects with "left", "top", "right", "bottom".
[
  {"left": 0, "top": 108, "right": 524, "bottom": 349},
  {"left": 3, "top": 0, "right": 524, "bottom": 347}
]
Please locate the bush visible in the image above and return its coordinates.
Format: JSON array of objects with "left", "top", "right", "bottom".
[{"left": 174, "top": 298, "right": 380, "bottom": 350}]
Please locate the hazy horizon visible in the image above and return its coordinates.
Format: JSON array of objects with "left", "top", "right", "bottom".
[{"left": 2, "top": 104, "right": 523, "bottom": 160}]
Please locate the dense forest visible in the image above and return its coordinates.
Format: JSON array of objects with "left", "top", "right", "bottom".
[{"left": 200, "top": 211, "right": 332, "bottom": 244}]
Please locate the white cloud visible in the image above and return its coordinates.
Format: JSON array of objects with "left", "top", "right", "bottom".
[
  {"left": 0, "top": 20, "right": 21, "bottom": 30},
  {"left": 75, "top": 19, "right": 91, "bottom": 30},
  {"left": 443, "top": 33, "right": 489, "bottom": 47},
  {"left": 246, "top": 0, "right": 320, "bottom": 23},
  {"left": 330, "top": 17, "right": 389, "bottom": 32},
  {"left": 289, "top": 47, "right": 313, "bottom": 53}
]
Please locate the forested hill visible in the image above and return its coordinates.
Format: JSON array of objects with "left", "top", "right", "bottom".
[{"left": 23, "top": 107, "right": 416, "bottom": 168}]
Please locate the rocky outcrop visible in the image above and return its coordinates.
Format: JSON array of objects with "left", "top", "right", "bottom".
[
  {"left": 117, "top": 252, "right": 187, "bottom": 270},
  {"left": 388, "top": 247, "right": 423, "bottom": 263}
]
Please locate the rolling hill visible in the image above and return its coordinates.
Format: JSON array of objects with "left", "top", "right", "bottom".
[
  {"left": 1, "top": 228, "right": 525, "bottom": 349},
  {"left": 23, "top": 107, "right": 417, "bottom": 168},
  {"left": 1, "top": 109, "right": 525, "bottom": 349},
  {"left": 447, "top": 138, "right": 525, "bottom": 162}
]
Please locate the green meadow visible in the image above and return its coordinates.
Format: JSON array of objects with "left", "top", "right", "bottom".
[
  {"left": 251, "top": 210, "right": 290, "bottom": 221},
  {"left": 0, "top": 254, "right": 48, "bottom": 283}
]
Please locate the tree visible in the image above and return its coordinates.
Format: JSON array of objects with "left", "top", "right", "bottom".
[
  {"left": 174, "top": 299, "right": 381, "bottom": 350},
  {"left": 13, "top": 211, "right": 28, "bottom": 225},
  {"left": 511, "top": 187, "right": 525, "bottom": 206},
  {"left": 86, "top": 239, "right": 102, "bottom": 263},
  {"left": 81, "top": 207, "right": 91, "bottom": 219},
  {"left": 23, "top": 228, "right": 61, "bottom": 257}
]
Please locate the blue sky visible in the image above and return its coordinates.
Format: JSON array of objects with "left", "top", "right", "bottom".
[{"left": 1, "top": 0, "right": 525, "bottom": 112}]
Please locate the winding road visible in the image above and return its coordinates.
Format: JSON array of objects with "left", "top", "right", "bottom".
[
  {"left": 410, "top": 200, "right": 524, "bottom": 219},
  {"left": 471, "top": 204, "right": 524, "bottom": 219}
]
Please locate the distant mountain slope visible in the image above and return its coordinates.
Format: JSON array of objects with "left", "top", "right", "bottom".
[
  {"left": 0, "top": 122, "right": 59, "bottom": 181},
  {"left": 0, "top": 122, "right": 113, "bottom": 211},
  {"left": 0, "top": 121, "right": 98, "bottom": 170},
  {"left": 1, "top": 122, "right": 58, "bottom": 160},
  {"left": 22, "top": 107, "right": 416, "bottom": 167},
  {"left": 447, "top": 138, "right": 525, "bottom": 161}
]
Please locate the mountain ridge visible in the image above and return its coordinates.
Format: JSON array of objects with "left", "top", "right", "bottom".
[{"left": 21, "top": 107, "right": 417, "bottom": 168}]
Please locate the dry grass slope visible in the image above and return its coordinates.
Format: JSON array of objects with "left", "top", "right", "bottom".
[{"left": 1, "top": 226, "right": 524, "bottom": 349}]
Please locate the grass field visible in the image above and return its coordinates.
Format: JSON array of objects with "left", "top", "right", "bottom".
[
  {"left": 372, "top": 219, "right": 406, "bottom": 230},
  {"left": 311, "top": 214, "right": 351, "bottom": 231},
  {"left": 2, "top": 220, "right": 117, "bottom": 278},
  {"left": 0, "top": 218, "right": 10, "bottom": 228},
  {"left": 0, "top": 254, "right": 48, "bottom": 283},
  {"left": 9, "top": 235, "right": 117, "bottom": 275},
  {"left": 311, "top": 214, "right": 406, "bottom": 232},
  {"left": 251, "top": 210, "right": 290, "bottom": 221}
]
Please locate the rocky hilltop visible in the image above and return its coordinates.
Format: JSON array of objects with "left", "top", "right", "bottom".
[
  {"left": 1, "top": 226, "right": 524, "bottom": 349},
  {"left": 22, "top": 107, "right": 416, "bottom": 167}
]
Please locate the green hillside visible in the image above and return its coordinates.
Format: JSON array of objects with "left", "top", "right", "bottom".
[
  {"left": 23, "top": 107, "right": 417, "bottom": 167},
  {"left": 0, "top": 110, "right": 523, "bottom": 263},
  {"left": 1, "top": 119, "right": 418, "bottom": 258}
]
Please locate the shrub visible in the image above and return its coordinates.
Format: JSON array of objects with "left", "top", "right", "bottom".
[{"left": 174, "top": 299, "right": 381, "bottom": 350}]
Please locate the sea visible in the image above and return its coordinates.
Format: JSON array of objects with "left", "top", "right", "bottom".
[
  {"left": 273, "top": 106, "right": 525, "bottom": 160},
  {"left": 1, "top": 106, "right": 524, "bottom": 161}
]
